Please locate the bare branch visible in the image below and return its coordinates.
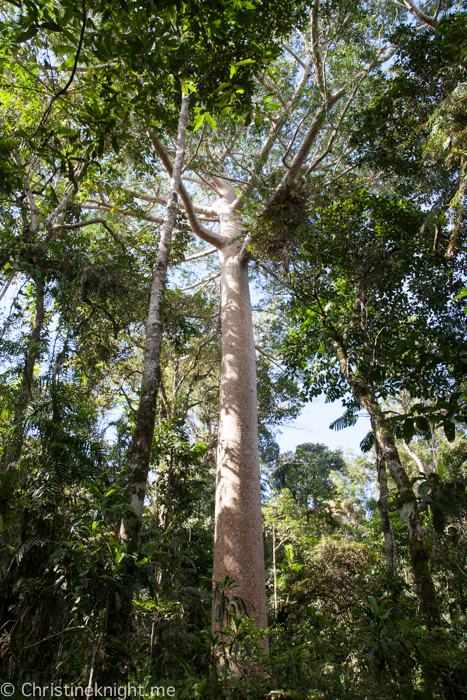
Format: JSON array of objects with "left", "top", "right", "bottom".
[
  {"left": 255, "top": 345, "right": 285, "bottom": 372},
  {"left": 22, "top": 626, "right": 90, "bottom": 651},
  {"left": 399, "top": 0, "right": 439, "bottom": 27},
  {"left": 232, "top": 59, "right": 313, "bottom": 210},
  {"left": 40, "top": 62, "right": 119, "bottom": 73},
  {"left": 150, "top": 134, "right": 225, "bottom": 249},
  {"left": 257, "top": 262, "right": 295, "bottom": 294},
  {"left": 80, "top": 202, "right": 165, "bottom": 225},
  {"left": 184, "top": 173, "right": 221, "bottom": 196},
  {"left": 0, "top": 271, "right": 16, "bottom": 303},
  {"left": 121, "top": 186, "right": 218, "bottom": 219},
  {"left": 183, "top": 247, "right": 218, "bottom": 262},
  {"left": 269, "top": 88, "right": 346, "bottom": 198},
  {"left": 403, "top": 440, "right": 430, "bottom": 475},
  {"left": 311, "top": 0, "right": 326, "bottom": 97},
  {"left": 177, "top": 271, "right": 221, "bottom": 292},
  {"left": 305, "top": 80, "right": 363, "bottom": 175},
  {"left": 42, "top": 185, "right": 75, "bottom": 233},
  {"left": 283, "top": 44, "right": 307, "bottom": 70}
]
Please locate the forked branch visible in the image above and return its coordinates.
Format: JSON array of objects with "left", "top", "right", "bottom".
[{"left": 150, "top": 134, "right": 225, "bottom": 249}]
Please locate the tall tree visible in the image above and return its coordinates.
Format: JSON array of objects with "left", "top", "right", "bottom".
[
  {"left": 3, "top": 0, "right": 306, "bottom": 633},
  {"left": 259, "top": 184, "right": 466, "bottom": 626},
  {"left": 68, "top": 0, "right": 450, "bottom": 631}
]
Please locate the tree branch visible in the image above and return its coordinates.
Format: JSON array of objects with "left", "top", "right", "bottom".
[
  {"left": 121, "top": 186, "right": 218, "bottom": 219},
  {"left": 54, "top": 219, "right": 127, "bottom": 251},
  {"left": 183, "top": 247, "right": 218, "bottom": 262},
  {"left": 33, "top": 0, "right": 87, "bottom": 136},
  {"left": 255, "top": 345, "right": 285, "bottom": 372},
  {"left": 305, "top": 80, "right": 363, "bottom": 175},
  {"left": 232, "top": 58, "right": 313, "bottom": 210},
  {"left": 12, "top": 150, "right": 40, "bottom": 233},
  {"left": 149, "top": 134, "right": 225, "bottom": 248},
  {"left": 80, "top": 202, "right": 165, "bottom": 225},
  {"left": 262, "top": 89, "right": 346, "bottom": 211},
  {"left": 177, "top": 271, "right": 221, "bottom": 292},
  {"left": 403, "top": 440, "right": 430, "bottom": 475},
  {"left": 282, "top": 44, "right": 307, "bottom": 70},
  {"left": 311, "top": 0, "right": 326, "bottom": 97},
  {"left": 399, "top": 0, "right": 439, "bottom": 28}
]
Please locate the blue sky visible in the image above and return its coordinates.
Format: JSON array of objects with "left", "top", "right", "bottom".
[{"left": 276, "top": 397, "right": 371, "bottom": 455}]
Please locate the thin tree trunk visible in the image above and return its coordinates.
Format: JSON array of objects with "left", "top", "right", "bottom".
[
  {"left": 374, "top": 431, "right": 397, "bottom": 571},
  {"left": 328, "top": 330, "right": 441, "bottom": 628},
  {"left": 1, "top": 276, "right": 45, "bottom": 516},
  {"left": 366, "top": 403, "right": 441, "bottom": 628},
  {"left": 212, "top": 181, "right": 268, "bottom": 633},
  {"left": 273, "top": 522, "right": 278, "bottom": 619},
  {"left": 403, "top": 439, "right": 431, "bottom": 477},
  {"left": 125, "top": 95, "right": 190, "bottom": 546}
]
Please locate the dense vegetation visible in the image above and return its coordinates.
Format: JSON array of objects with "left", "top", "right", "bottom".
[{"left": 0, "top": 0, "right": 466, "bottom": 697}]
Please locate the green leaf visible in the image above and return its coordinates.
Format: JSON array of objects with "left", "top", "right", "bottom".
[
  {"left": 453, "top": 287, "right": 467, "bottom": 300},
  {"left": 400, "top": 501, "right": 414, "bottom": 526},
  {"left": 431, "top": 506, "right": 445, "bottom": 533},
  {"left": 443, "top": 419, "right": 455, "bottom": 442},
  {"left": 204, "top": 113, "right": 217, "bottom": 130},
  {"left": 192, "top": 113, "right": 205, "bottom": 132},
  {"left": 360, "top": 431, "right": 375, "bottom": 453},
  {"left": 16, "top": 25, "right": 38, "bottom": 43},
  {"left": 56, "top": 127, "right": 79, "bottom": 138},
  {"left": 368, "top": 595, "right": 379, "bottom": 616},
  {"left": 402, "top": 418, "right": 415, "bottom": 442},
  {"left": 414, "top": 415, "right": 430, "bottom": 434},
  {"left": 54, "top": 44, "right": 75, "bottom": 55}
]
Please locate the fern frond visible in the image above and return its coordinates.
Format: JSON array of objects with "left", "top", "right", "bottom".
[{"left": 329, "top": 405, "right": 359, "bottom": 431}]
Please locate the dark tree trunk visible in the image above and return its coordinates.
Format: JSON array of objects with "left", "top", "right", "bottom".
[
  {"left": 102, "top": 96, "right": 191, "bottom": 680},
  {"left": 125, "top": 95, "right": 190, "bottom": 548},
  {"left": 374, "top": 431, "right": 397, "bottom": 571},
  {"left": 1, "top": 276, "right": 45, "bottom": 517},
  {"left": 366, "top": 404, "right": 441, "bottom": 629}
]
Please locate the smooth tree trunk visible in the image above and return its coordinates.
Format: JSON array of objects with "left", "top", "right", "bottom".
[
  {"left": 374, "top": 432, "right": 397, "bottom": 571},
  {"left": 212, "top": 180, "right": 268, "bottom": 632},
  {"left": 365, "top": 402, "right": 441, "bottom": 628},
  {"left": 126, "top": 95, "right": 190, "bottom": 546},
  {"left": 0, "top": 276, "right": 45, "bottom": 516}
]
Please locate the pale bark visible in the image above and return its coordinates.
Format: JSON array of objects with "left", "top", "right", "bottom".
[
  {"left": 126, "top": 95, "right": 190, "bottom": 541},
  {"left": 403, "top": 439, "right": 431, "bottom": 476},
  {"left": 398, "top": 0, "right": 440, "bottom": 28},
  {"left": 144, "top": 147, "right": 269, "bottom": 629},
  {"left": 150, "top": 135, "right": 224, "bottom": 249},
  {"left": 212, "top": 180, "right": 268, "bottom": 631},
  {"left": 107, "top": 13, "right": 421, "bottom": 635}
]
